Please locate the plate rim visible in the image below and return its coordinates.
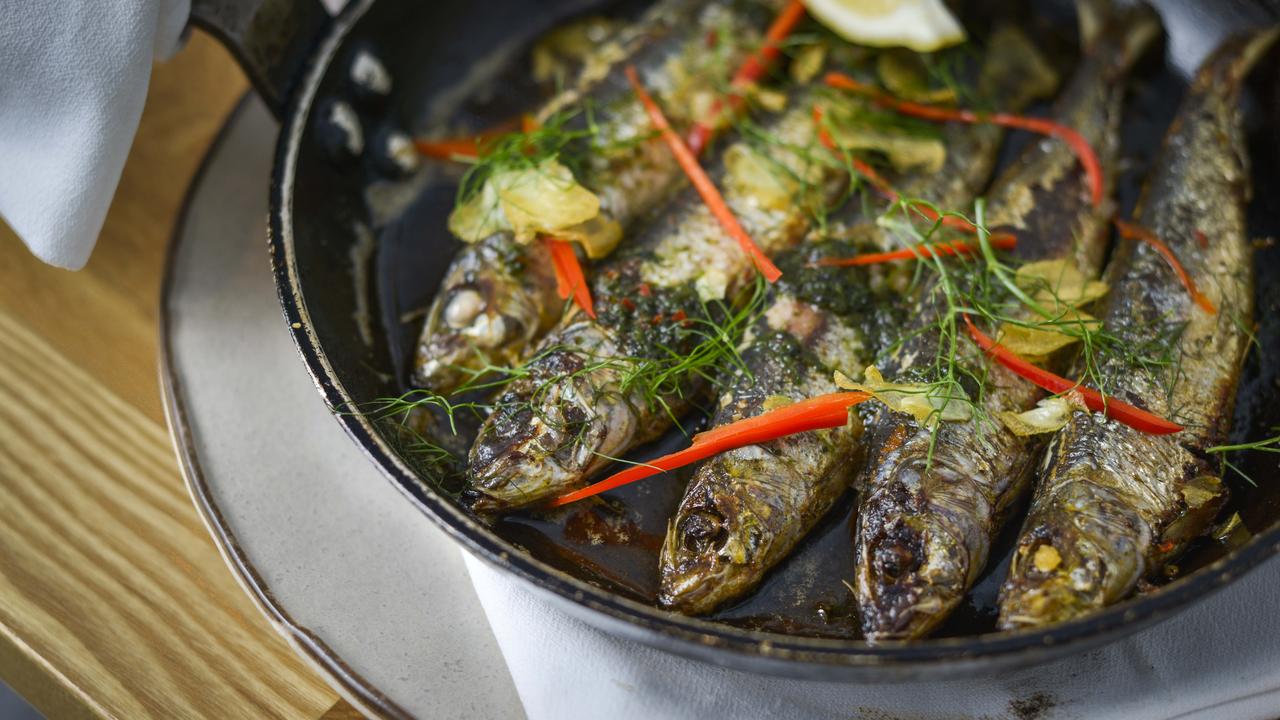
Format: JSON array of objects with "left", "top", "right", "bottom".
[{"left": 158, "top": 93, "right": 410, "bottom": 720}]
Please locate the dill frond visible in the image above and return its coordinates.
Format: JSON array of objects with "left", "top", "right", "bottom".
[
  {"left": 455, "top": 109, "right": 596, "bottom": 207},
  {"left": 1209, "top": 432, "right": 1280, "bottom": 487}
]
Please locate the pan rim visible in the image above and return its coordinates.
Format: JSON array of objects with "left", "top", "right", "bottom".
[{"left": 267, "top": 0, "right": 1280, "bottom": 676}]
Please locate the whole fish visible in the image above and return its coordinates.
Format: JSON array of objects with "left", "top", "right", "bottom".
[
  {"left": 997, "top": 28, "right": 1277, "bottom": 631},
  {"left": 413, "top": 0, "right": 779, "bottom": 393},
  {"left": 467, "top": 89, "right": 856, "bottom": 512},
  {"left": 852, "top": 0, "right": 1161, "bottom": 642},
  {"left": 658, "top": 241, "right": 885, "bottom": 615},
  {"left": 659, "top": 26, "right": 1060, "bottom": 616}
]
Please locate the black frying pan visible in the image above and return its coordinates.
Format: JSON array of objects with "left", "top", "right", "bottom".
[{"left": 193, "top": 0, "right": 1280, "bottom": 684}]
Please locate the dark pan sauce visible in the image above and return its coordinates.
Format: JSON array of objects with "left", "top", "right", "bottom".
[{"left": 371, "top": 2, "right": 1280, "bottom": 641}]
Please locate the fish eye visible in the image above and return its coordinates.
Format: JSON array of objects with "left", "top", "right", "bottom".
[
  {"left": 443, "top": 287, "right": 486, "bottom": 329},
  {"left": 680, "top": 509, "right": 728, "bottom": 554},
  {"left": 871, "top": 527, "right": 923, "bottom": 581}
]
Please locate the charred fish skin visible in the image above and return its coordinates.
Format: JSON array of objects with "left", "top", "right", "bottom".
[
  {"left": 413, "top": 0, "right": 779, "bottom": 393},
  {"left": 467, "top": 92, "right": 853, "bottom": 513},
  {"left": 853, "top": 1, "right": 1162, "bottom": 643},
  {"left": 997, "top": 28, "right": 1278, "bottom": 632},
  {"left": 658, "top": 243, "right": 882, "bottom": 615},
  {"left": 658, "top": 26, "right": 1060, "bottom": 616}
]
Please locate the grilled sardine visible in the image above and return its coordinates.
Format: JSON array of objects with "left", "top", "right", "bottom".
[
  {"left": 414, "top": 0, "right": 779, "bottom": 393},
  {"left": 659, "top": 26, "right": 1060, "bottom": 615},
  {"left": 467, "top": 90, "right": 855, "bottom": 512},
  {"left": 997, "top": 28, "right": 1277, "bottom": 631},
  {"left": 852, "top": 0, "right": 1162, "bottom": 642}
]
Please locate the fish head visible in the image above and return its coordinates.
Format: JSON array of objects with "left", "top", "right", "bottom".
[
  {"left": 998, "top": 531, "right": 1110, "bottom": 630},
  {"left": 998, "top": 481, "right": 1147, "bottom": 630},
  {"left": 857, "top": 510, "right": 971, "bottom": 643},
  {"left": 415, "top": 235, "right": 558, "bottom": 391},
  {"left": 659, "top": 460, "right": 773, "bottom": 615},
  {"left": 855, "top": 440, "right": 993, "bottom": 642},
  {"left": 467, "top": 350, "right": 639, "bottom": 512}
]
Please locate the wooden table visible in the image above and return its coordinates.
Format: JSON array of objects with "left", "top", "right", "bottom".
[{"left": 0, "top": 32, "right": 363, "bottom": 720}]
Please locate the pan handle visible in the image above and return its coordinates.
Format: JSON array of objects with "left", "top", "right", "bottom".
[{"left": 189, "top": 0, "right": 331, "bottom": 117}]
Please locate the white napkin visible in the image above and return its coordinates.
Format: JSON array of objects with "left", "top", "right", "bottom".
[
  {"left": 0, "top": 0, "right": 189, "bottom": 270},
  {"left": 466, "top": 551, "right": 1280, "bottom": 720}
]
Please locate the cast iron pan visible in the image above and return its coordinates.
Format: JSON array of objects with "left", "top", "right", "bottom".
[{"left": 194, "top": 0, "right": 1280, "bottom": 680}]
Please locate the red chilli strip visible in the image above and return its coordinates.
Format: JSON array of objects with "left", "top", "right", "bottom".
[
  {"left": 814, "top": 234, "right": 1018, "bottom": 268},
  {"left": 413, "top": 137, "right": 486, "bottom": 161},
  {"left": 687, "top": 0, "right": 808, "bottom": 155},
  {"left": 548, "top": 391, "right": 869, "bottom": 507},
  {"left": 811, "top": 105, "right": 994, "bottom": 237},
  {"left": 962, "top": 315, "right": 1183, "bottom": 435},
  {"left": 824, "top": 72, "right": 1105, "bottom": 208},
  {"left": 1114, "top": 219, "right": 1217, "bottom": 314},
  {"left": 690, "top": 392, "right": 869, "bottom": 447},
  {"left": 627, "top": 66, "right": 783, "bottom": 282},
  {"left": 413, "top": 117, "right": 522, "bottom": 161},
  {"left": 544, "top": 237, "right": 596, "bottom": 319},
  {"left": 415, "top": 114, "right": 540, "bottom": 161}
]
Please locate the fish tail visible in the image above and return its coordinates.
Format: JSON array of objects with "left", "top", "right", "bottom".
[
  {"left": 1114, "top": 4, "right": 1163, "bottom": 70},
  {"left": 1078, "top": 0, "right": 1161, "bottom": 67},
  {"left": 980, "top": 24, "right": 1061, "bottom": 108},
  {"left": 1074, "top": 0, "right": 1112, "bottom": 52},
  {"left": 1196, "top": 26, "right": 1280, "bottom": 99}
]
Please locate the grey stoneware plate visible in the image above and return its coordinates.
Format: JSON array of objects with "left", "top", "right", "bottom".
[{"left": 160, "top": 95, "right": 523, "bottom": 720}]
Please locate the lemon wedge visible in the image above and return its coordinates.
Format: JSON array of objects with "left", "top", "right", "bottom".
[{"left": 802, "top": 0, "right": 966, "bottom": 52}]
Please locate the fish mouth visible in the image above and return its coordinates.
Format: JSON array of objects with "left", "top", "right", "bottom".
[
  {"left": 659, "top": 564, "right": 739, "bottom": 616},
  {"left": 858, "top": 514, "right": 970, "bottom": 643},
  {"left": 414, "top": 234, "right": 558, "bottom": 392},
  {"left": 997, "top": 562, "right": 1097, "bottom": 631},
  {"left": 856, "top": 435, "right": 988, "bottom": 642},
  {"left": 413, "top": 356, "right": 467, "bottom": 395},
  {"left": 466, "top": 411, "right": 583, "bottom": 513},
  {"left": 465, "top": 392, "right": 568, "bottom": 511}
]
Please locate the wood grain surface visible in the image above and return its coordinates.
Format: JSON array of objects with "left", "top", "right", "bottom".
[{"left": 0, "top": 31, "right": 363, "bottom": 720}]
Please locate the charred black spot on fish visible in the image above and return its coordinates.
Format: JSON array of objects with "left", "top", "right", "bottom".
[{"left": 870, "top": 520, "right": 924, "bottom": 581}]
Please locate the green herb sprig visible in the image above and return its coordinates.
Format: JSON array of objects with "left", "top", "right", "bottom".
[{"left": 1208, "top": 432, "right": 1280, "bottom": 487}]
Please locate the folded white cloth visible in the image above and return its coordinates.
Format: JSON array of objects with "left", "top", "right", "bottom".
[
  {"left": 0, "top": 0, "right": 189, "bottom": 270},
  {"left": 466, "top": 550, "right": 1280, "bottom": 720}
]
